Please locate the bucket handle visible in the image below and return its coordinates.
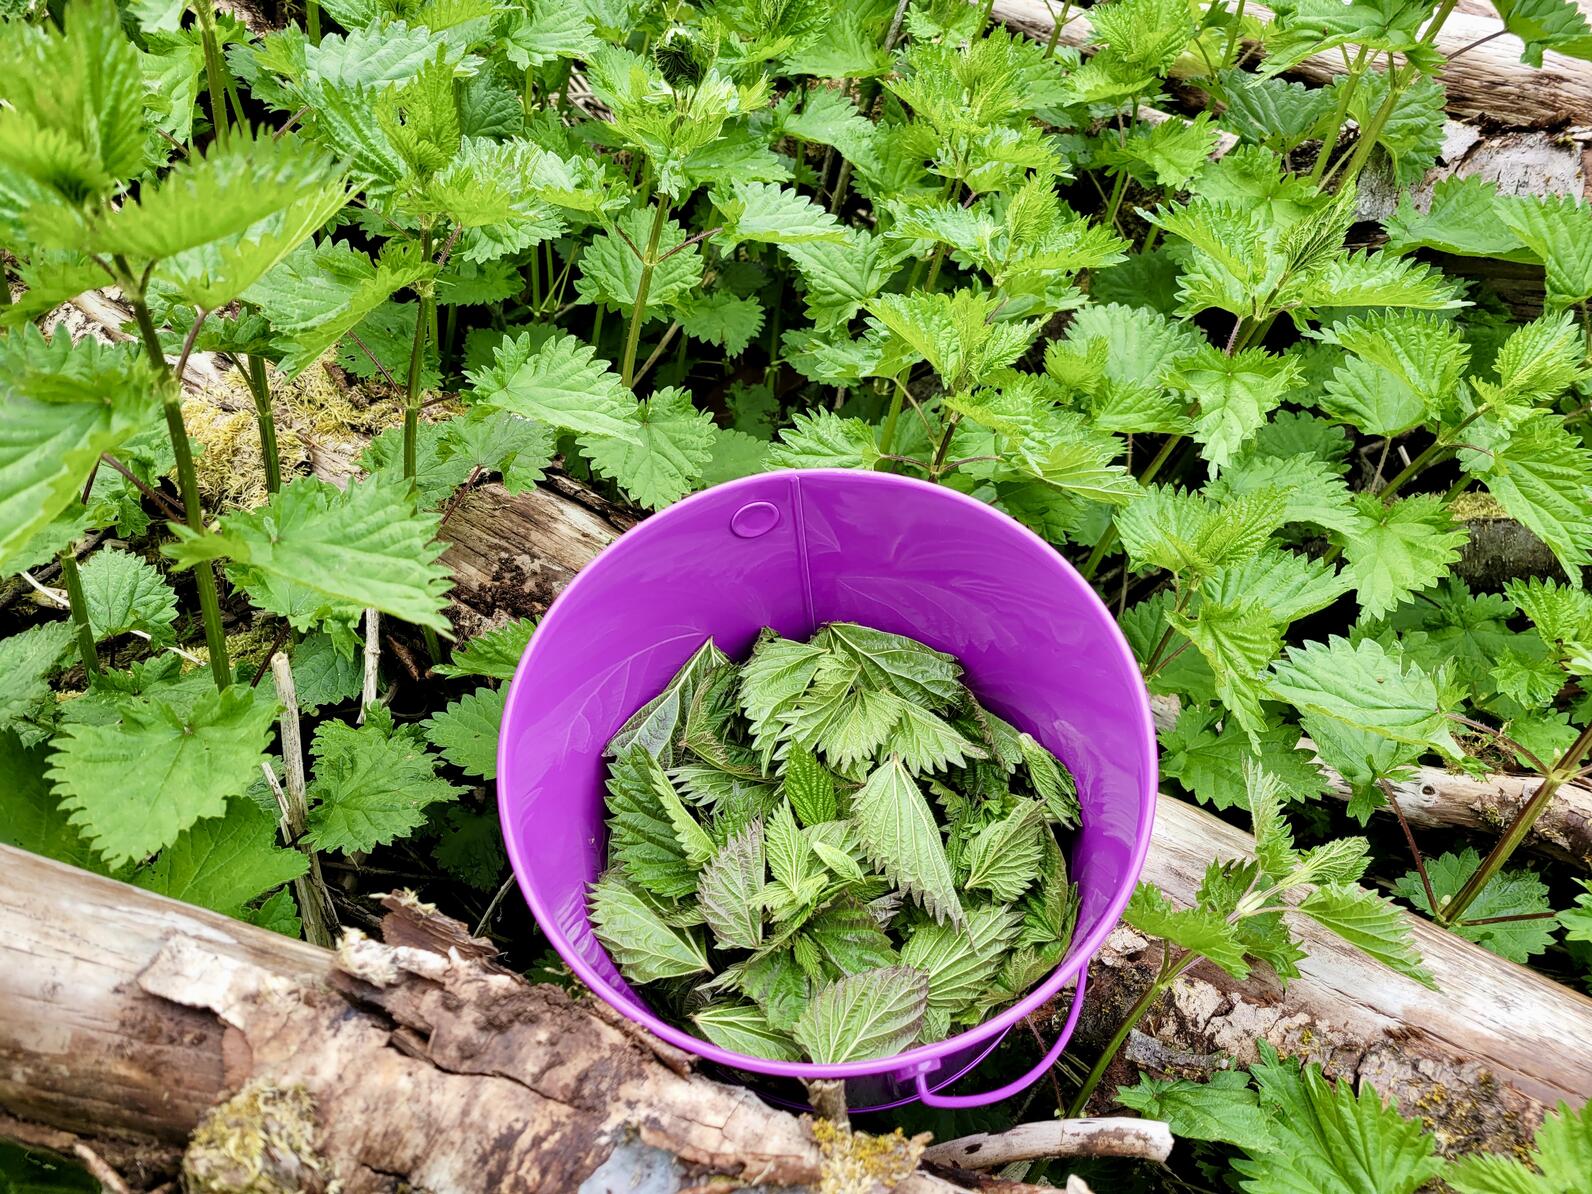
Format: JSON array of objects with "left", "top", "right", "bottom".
[{"left": 912, "top": 969, "right": 1089, "bottom": 1109}]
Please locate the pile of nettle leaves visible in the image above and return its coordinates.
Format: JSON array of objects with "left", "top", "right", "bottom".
[
  {"left": 589, "top": 627, "right": 1082, "bottom": 1063},
  {"left": 3, "top": 0, "right": 1592, "bottom": 1186}
]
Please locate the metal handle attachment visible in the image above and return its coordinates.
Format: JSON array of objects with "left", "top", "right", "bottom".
[{"left": 912, "top": 969, "right": 1089, "bottom": 1109}]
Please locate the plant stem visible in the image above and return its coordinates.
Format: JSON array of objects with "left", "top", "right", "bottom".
[
  {"left": 196, "top": 0, "right": 231, "bottom": 148},
  {"left": 1439, "top": 723, "right": 1592, "bottom": 926},
  {"left": 929, "top": 413, "right": 963, "bottom": 479},
  {"left": 268, "top": 653, "right": 338, "bottom": 948},
  {"left": 245, "top": 355, "right": 281, "bottom": 494},
  {"left": 1066, "top": 951, "right": 1196, "bottom": 1116},
  {"left": 878, "top": 378, "right": 906, "bottom": 460},
  {"left": 116, "top": 258, "right": 231, "bottom": 690},
  {"left": 1044, "top": 0, "right": 1072, "bottom": 57},
  {"left": 621, "top": 199, "right": 671, "bottom": 388},
  {"left": 306, "top": 0, "right": 321, "bottom": 43},
  {"left": 1221, "top": 0, "right": 1248, "bottom": 68},
  {"left": 403, "top": 229, "right": 434, "bottom": 482},
  {"left": 1103, "top": 169, "right": 1130, "bottom": 233},
  {"left": 1309, "top": 44, "right": 1370, "bottom": 186},
  {"left": 58, "top": 547, "right": 99, "bottom": 677}
]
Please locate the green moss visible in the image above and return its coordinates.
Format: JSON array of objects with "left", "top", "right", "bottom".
[{"left": 183, "top": 1080, "right": 326, "bottom": 1194}]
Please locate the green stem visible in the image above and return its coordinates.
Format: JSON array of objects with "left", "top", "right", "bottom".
[
  {"left": 1439, "top": 723, "right": 1592, "bottom": 927},
  {"left": 1066, "top": 952, "right": 1196, "bottom": 1116},
  {"left": 197, "top": 0, "right": 231, "bottom": 148},
  {"left": 1104, "top": 169, "right": 1130, "bottom": 233},
  {"left": 1080, "top": 433, "right": 1183, "bottom": 580},
  {"left": 306, "top": 0, "right": 321, "bottom": 43},
  {"left": 929, "top": 413, "right": 963, "bottom": 480},
  {"left": 245, "top": 355, "right": 281, "bottom": 494},
  {"left": 1332, "top": 0, "right": 1457, "bottom": 186},
  {"left": 621, "top": 199, "right": 671, "bottom": 389},
  {"left": 58, "top": 547, "right": 99, "bottom": 677},
  {"left": 591, "top": 301, "right": 606, "bottom": 350},
  {"left": 878, "top": 378, "right": 906, "bottom": 460},
  {"left": 117, "top": 260, "right": 231, "bottom": 690},
  {"left": 923, "top": 242, "right": 950, "bottom": 292},
  {"left": 403, "top": 230, "right": 434, "bottom": 482},
  {"left": 1310, "top": 44, "right": 1370, "bottom": 186},
  {"left": 1221, "top": 0, "right": 1248, "bottom": 68},
  {"left": 1140, "top": 224, "right": 1160, "bottom": 254},
  {"left": 1044, "top": 0, "right": 1072, "bottom": 57}
]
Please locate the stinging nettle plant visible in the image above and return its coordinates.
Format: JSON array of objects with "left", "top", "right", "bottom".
[{"left": 1, "top": 0, "right": 1591, "bottom": 1178}]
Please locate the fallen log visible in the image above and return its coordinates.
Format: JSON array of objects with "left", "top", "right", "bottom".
[
  {"left": 0, "top": 846, "right": 1064, "bottom": 1194},
  {"left": 1075, "top": 794, "right": 1592, "bottom": 1155},
  {"left": 1148, "top": 693, "right": 1592, "bottom": 868}
]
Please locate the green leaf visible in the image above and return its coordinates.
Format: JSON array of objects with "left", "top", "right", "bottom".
[
  {"left": 884, "top": 695, "right": 988, "bottom": 775},
  {"left": 852, "top": 757, "right": 963, "bottom": 925},
  {"left": 964, "top": 799, "right": 1045, "bottom": 902},
  {"left": 674, "top": 291, "right": 765, "bottom": 356},
  {"left": 1117, "top": 485, "right": 1288, "bottom": 580},
  {"left": 1393, "top": 848, "right": 1555, "bottom": 963},
  {"left": 0, "top": 329, "right": 161, "bottom": 575},
  {"left": 467, "top": 329, "right": 640, "bottom": 442},
  {"left": 900, "top": 905, "right": 1018, "bottom": 1015},
  {"left": 791, "top": 965, "right": 929, "bottom": 1063},
  {"left": 783, "top": 744, "right": 838, "bottom": 826},
  {"left": 133, "top": 798, "right": 307, "bottom": 918},
  {"left": 1235, "top": 1044, "right": 1444, "bottom": 1194},
  {"left": 583, "top": 386, "right": 717, "bottom": 510},
  {"left": 1466, "top": 417, "right": 1592, "bottom": 579},
  {"left": 1317, "top": 311, "right": 1470, "bottom": 437},
  {"left": 0, "top": 728, "right": 102, "bottom": 872},
  {"left": 165, "top": 475, "right": 453, "bottom": 634},
  {"left": 1116, "top": 1071, "right": 1275, "bottom": 1153},
  {"left": 780, "top": 228, "right": 905, "bottom": 328},
  {"left": 435, "top": 617, "right": 536, "bottom": 681},
  {"left": 289, "top": 632, "right": 364, "bottom": 714},
  {"left": 1269, "top": 637, "right": 1460, "bottom": 755},
  {"left": 303, "top": 711, "right": 463, "bottom": 854},
  {"left": 766, "top": 410, "right": 883, "bottom": 471},
  {"left": 1172, "top": 345, "right": 1301, "bottom": 469},
  {"left": 0, "top": 621, "right": 73, "bottom": 733},
  {"left": 1339, "top": 494, "right": 1468, "bottom": 619},
  {"left": 1384, "top": 176, "right": 1534, "bottom": 262},
  {"left": 1208, "top": 453, "right": 1364, "bottom": 538},
  {"left": 78, "top": 546, "right": 179, "bottom": 642},
  {"left": 431, "top": 806, "right": 506, "bottom": 892},
  {"left": 0, "top": 0, "right": 145, "bottom": 198},
  {"left": 1124, "top": 881, "right": 1250, "bottom": 978},
  {"left": 574, "top": 204, "right": 704, "bottom": 313},
  {"left": 698, "top": 817, "right": 766, "bottom": 951},
  {"left": 422, "top": 685, "right": 504, "bottom": 780},
  {"left": 589, "top": 873, "right": 711, "bottom": 982},
  {"left": 1160, "top": 706, "right": 1328, "bottom": 810},
  {"left": 245, "top": 239, "right": 431, "bottom": 379},
  {"left": 1491, "top": 0, "right": 1592, "bottom": 66},
  {"left": 1294, "top": 883, "right": 1435, "bottom": 987},
  {"left": 605, "top": 747, "right": 698, "bottom": 899},
  {"left": 792, "top": 680, "right": 901, "bottom": 771},
  {"left": 822, "top": 622, "right": 964, "bottom": 708},
  {"left": 692, "top": 1001, "right": 802, "bottom": 1061},
  {"left": 1342, "top": 72, "right": 1444, "bottom": 187},
  {"left": 360, "top": 420, "right": 473, "bottom": 510},
  {"left": 49, "top": 685, "right": 277, "bottom": 867},
  {"left": 1170, "top": 598, "right": 1283, "bottom": 739},
  {"left": 1449, "top": 1100, "right": 1592, "bottom": 1194},
  {"left": 1288, "top": 250, "right": 1464, "bottom": 315},
  {"left": 1496, "top": 193, "right": 1592, "bottom": 306},
  {"left": 712, "top": 180, "right": 846, "bottom": 249},
  {"left": 1205, "top": 548, "right": 1353, "bottom": 626},
  {"left": 610, "top": 639, "right": 729, "bottom": 765},
  {"left": 441, "top": 409, "right": 557, "bottom": 495},
  {"left": 1218, "top": 69, "right": 1335, "bottom": 153},
  {"left": 868, "top": 289, "right": 1041, "bottom": 391}
]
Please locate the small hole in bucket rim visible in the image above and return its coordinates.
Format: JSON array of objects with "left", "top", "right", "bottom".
[{"left": 730, "top": 500, "right": 781, "bottom": 538}]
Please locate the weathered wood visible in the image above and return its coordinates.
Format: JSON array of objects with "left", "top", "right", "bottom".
[
  {"left": 1076, "top": 795, "right": 1592, "bottom": 1155},
  {"left": 1148, "top": 693, "right": 1592, "bottom": 867},
  {"left": 0, "top": 848, "right": 1024, "bottom": 1194}
]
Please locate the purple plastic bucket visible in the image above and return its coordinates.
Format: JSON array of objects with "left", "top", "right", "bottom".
[{"left": 497, "top": 469, "right": 1157, "bottom": 1110}]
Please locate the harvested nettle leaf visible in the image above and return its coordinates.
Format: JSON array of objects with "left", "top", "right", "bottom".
[{"left": 587, "top": 622, "right": 1082, "bottom": 1065}]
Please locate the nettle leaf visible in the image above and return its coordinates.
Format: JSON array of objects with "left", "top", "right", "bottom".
[
  {"left": 590, "top": 873, "right": 711, "bottom": 982},
  {"left": 884, "top": 695, "right": 987, "bottom": 775},
  {"left": 1452, "top": 1101, "right": 1592, "bottom": 1194},
  {"left": 441, "top": 409, "right": 558, "bottom": 495},
  {"left": 1218, "top": 69, "right": 1334, "bottom": 153},
  {"left": 435, "top": 617, "right": 536, "bottom": 681},
  {"left": 1496, "top": 193, "right": 1592, "bottom": 306},
  {"left": 468, "top": 330, "right": 639, "bottom": 441},
  {"left": 692, "top": 1001, "right": 802, "bottom": 1061},
  {"left": 868, "top": 289, "right": 1041, "bottom": 391},
  {"left": 1269, "top": 636, "right": 1460, "bottom": 755},
  {"left": 1464, "top": 417, "right": 1592, "bottom": 578},
  {"left": 290, "top": 631, "right": 364, "bottom": 714},
  {"left": 304, "top": 710, "right": 463, "bottom": 854},
  {"left": 49, "top": 685, "right": 277, "bottom": 867},
  {"left": 1172, "top": 345, "right": 1302, "bottom": 469},
  {"left": 1294, "top": 883, "right": 1435, "bottom": 987},
  {"left": 674, "top": 291, "right": 765, "bottom": 356},
  {"left": 712, "top": 180, "right": 846, "bottom": 249},
  {"left": 1, "top": 728, "right": 102, "bottom": 872},
  {"left": 166, "top": 475, "right": 453, "bottom": 633},
  {"left": 1161, "top": 706, "right": 1328, "bottom": 810},
  {"left": 583, "top": 387, "right": 717, "bottom": 510},
  {"left": 610, "top": 639, "right": 729, "bottom": 765},
  {"left": 574, "top": 205, "right": 704, "bottom": 313},
  {"left": 1317, "top": 311, "right": 1471, "bottom": 437},
  {"left": 0, "top": 621, "right": 74, "bottom": 733},
  {"left": 1171, "top": 598, "right": 1282, "bottom": 740},
  {"left": 1117, "top": 1071, "right": 1275, "bottom": 1153},
  {"left": 964, "top": 799, "right": 1045, "bottom": 902},
  {"left": 78, "top": 546, "right": 179, "bottom": 642},
  {"left": 133, "top": 798, "right": 307, "bottom": 918},
  {"left": 1394, "top": 848, "right": 1555, "bottom": 962},
  {"left": 1125, "top": 882, "right": 1249, "bottom": 977},
  {"left": 823, "top": 622, "right": 963, "bottom": 707},
  {"left": 781, "top": 229, "right": 905, "bottom": 328},
  {"left": 1384, "top": 176, "right": 1534, "bottom": 262},
  {"left": 900, "top": 905, "right": 1018, "bottom": 1015},
  {"left": 431, "top": 806, "right": 507, "bottom": 892},
  {"left": 422, "top": 685, "right": 505, "bottom": 780},
  {"left": 791, "top": 965, "right": 929, "bottom": 1063},
  {"left": 1209, "top": 453, "right": 1363, "bottom": 538},
  {"left": 1339, "top": 494, "right": 1468, "bottom": 619},
  {"left": 1117, "top": 485, "right": 1288, "bottom": 580},
  {"left": 765, "top": 410, "right": 882, "bottom": 471},
  {"left": 783, "top": 745, "right": 838, "bottom": 826},
  {"left": 1491, "top": 0, "right": 1592, "bottom": 66},
  {"left": 245, "top": 239, "right": 431, "bottom": 378},
  {"left": 1235, "top": 1044, "right": 1444, "bottom": 1194},
  {"left": 1342, "top": 72, "right": 1445, "bottom": 188},
  {"left": 852, "top": 757, "right": 963, "bottom": 925},
  {"left": 0, "top": 328, "right": 161, "bottom": 574},
  {"left": 1205, "top": 549, "right": 1352, "bottom": 627},
  {"left": 698, "top": 818, "right": 767, "bottom": 951}
]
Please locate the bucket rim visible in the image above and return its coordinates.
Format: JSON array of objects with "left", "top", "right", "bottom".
[{"left": 497, "top": 468, "right": 1159, "bottom": 1081}]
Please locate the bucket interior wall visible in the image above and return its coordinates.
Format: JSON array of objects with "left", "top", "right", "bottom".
[{"left": 499, "top": 470, "right": 1155, "bottom": 1104}]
